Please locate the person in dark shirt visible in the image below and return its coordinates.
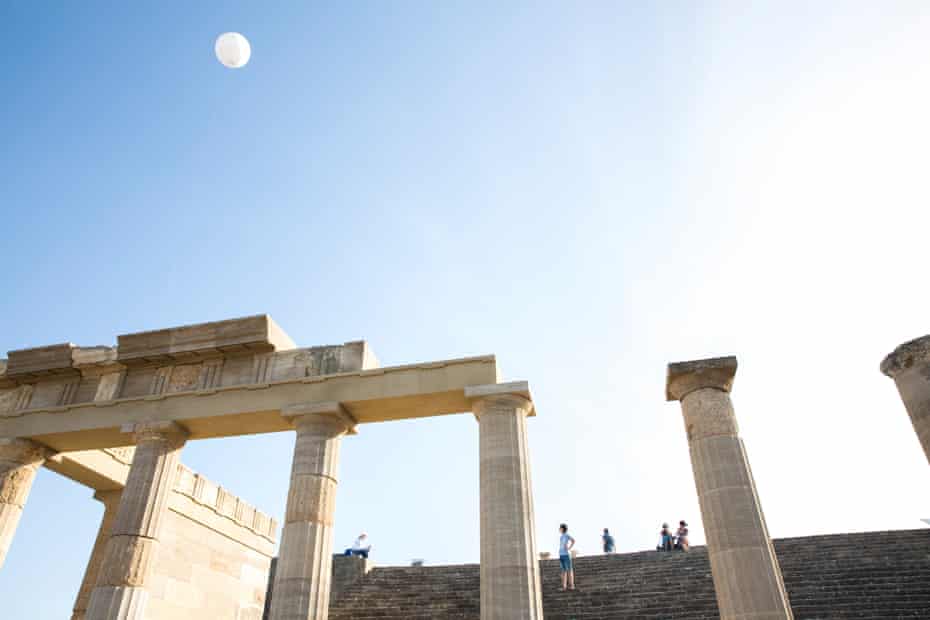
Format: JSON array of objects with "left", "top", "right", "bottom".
[
  {"left": 657, "top": 523, "right": 673, "bottom": 551},
  {"left": 602, "top": 528, "right": 616, "bottom": 553}
]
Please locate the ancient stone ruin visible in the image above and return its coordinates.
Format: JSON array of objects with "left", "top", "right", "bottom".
[{"left": 1, "top": 314, "right": 929, "bottom": 619}]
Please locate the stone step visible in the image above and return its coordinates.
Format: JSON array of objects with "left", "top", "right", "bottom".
[{"left": 326, "top": 528, "right": 930, "bottom": 620}]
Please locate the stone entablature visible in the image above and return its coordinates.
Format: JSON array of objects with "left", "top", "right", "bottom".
[{"left": 0, "top": 316, "right": 377, "bottom": 418}]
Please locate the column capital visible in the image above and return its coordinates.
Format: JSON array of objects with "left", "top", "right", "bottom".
[
  {"left": 282, "top": 401, "right": 358, "bottom": 435},
  {"left": 93, "top": 489, "right": 123, "bottom": 508},
  {"left": 881, "top": 335, "right": 930, "bottom": 378},
  {"left": 0, "top": 437, "right": 54, "bottom": 464},
  {"left": 120, "top": 421, "right": 188, "bottom": 446},
  {"left": 666, "top": 356, "right": 737, "bottom": 402},
  {"left": 465, "top": 381, "right": 534, "bottom": 418}
]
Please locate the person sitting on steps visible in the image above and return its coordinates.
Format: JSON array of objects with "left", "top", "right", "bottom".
[
  {"left": 675, "top": 520, "right": 689, "bottom": 551},
  {"left": 656, "top": 522, "right": 674, "bottom": 551},
  {"left": 344, "top": 532, "right": 371, "bottom": 559}
]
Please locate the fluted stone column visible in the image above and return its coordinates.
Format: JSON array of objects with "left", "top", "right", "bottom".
[
  {"left": 270, "top": 402, "right": 356, "bottom": 620},
  {"left": 86, "top": 422, "right": 187, "bottom": 620},
  {"left": 72, "top": 490, "right": 122, "bottom": 620},
  {"left": 0, "top": 437, "right": 53, "bottom": 570},
  {"left": 666, "top": 357, "right": 792, "bottom": 620},
  {"left": 881, "top": 335, "right": 930, "bottom": 465},
  {"left": 466, "top": 381, "right": 543, "bottom": 620}
]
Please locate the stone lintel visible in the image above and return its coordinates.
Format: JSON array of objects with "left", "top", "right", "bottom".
[
  {"left": 666, "top": 356, "right": 737, "bottom": 401},
  {"left": 116, "top": 314, "right": 297, "bottom": 366},
  {"left": 282, "top": 401, "right": 359, "bottom": 434},
  {"left": 6, "top": 343, "right": 78, "bottom": 379},
  {"left": 465, "top": 381, "right": 534, "bottom": 416},
  {"left": 881, "top": 335, "right": 930, "bottom": 378},
  {"left": 120, "top": 420, "right": 189, "bottom": 444}
]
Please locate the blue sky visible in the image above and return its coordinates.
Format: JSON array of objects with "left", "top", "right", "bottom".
[{"left": 3, "top": 2, "right": 930, "bottom": 618}]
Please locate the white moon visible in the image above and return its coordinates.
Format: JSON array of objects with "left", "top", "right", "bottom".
[{"left": 215, "top": 32, "right": 251, "bottom": 69}]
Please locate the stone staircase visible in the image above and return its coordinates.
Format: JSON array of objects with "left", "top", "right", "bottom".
[{"left": 327, "top": 529, "right": 930, "bottom": 619}]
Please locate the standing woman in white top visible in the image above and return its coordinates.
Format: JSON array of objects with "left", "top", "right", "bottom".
[{"left": 558, "top": 523, "right": 576, "bottom": 591}]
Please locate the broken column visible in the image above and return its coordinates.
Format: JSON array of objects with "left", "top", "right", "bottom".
[
  {"left": 881, "top": 335, "right": 930, "bottom": 465},
  {"left": 666, "top": 357, "right": 792, "bottom": 620}
]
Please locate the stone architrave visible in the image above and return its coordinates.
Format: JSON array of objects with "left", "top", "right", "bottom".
[
  {"left": 269, "top": 402, "right": 356, "bottom": 620},
  {"left": 466, "top": 381, "right": 543, "bottom": 620},
  {"left": 666, "top": 357, "right": 792, "bottom": 620},
  {"left": 71, "top": 490, "right": 122, "bottom": 620},
  {"left": 0, "top": 437, "right": 53, "bottom": 569},
  {"left": 881, "top": 335, "right": 930, "bottom": 465},
  {"left": 85, "top": 422, "right": 188, "bottom": 620}
]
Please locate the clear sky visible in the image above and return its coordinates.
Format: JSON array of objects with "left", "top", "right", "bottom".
[{"left": 3, "top": 2, "right": 930, "bottom": 617}]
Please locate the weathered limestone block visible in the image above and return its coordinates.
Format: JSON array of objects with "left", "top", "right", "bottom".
[
  {"left": 116, "top": 315, "right": 296, "bottom": 365},
  {"left": 86, "top": 422, "right": 188, "bottom": 620},
  {"left": 269, "top": 403, "right": 355, "bottom": 620},
  {"left": 882, "top": 335, "right": 930, "bottom": 465},
  {"left": 5, "top": 343, "right": 77, "bottom": 378},
  {"left": 466, "top": 381, "right": 543, "bottom": 620},
  {"left": 0, "top": 437, "right": 53, "bottom": 570},
  {"left": 72, "top": 491, "right": 122, "bottom": 620},
  {"left": 667, "top": 357, "right": 792, "bottom": 620}
]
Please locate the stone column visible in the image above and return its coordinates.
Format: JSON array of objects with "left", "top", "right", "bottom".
[
  {"left": 466, "top": 381, "right": 543, "bottom": 620},
  {"left": 85, "top": 422, "right": 187, "bottom": 620},
  {"left": 881, "top": 335, "right": 930, "bottom": 465},
  {"left": 666, "top": 357, "right": 792, "bottom": 620},
  {"left": 269, "top": 402, "right": 356, "bottom": 620},
  {"left": 0, "top": 437, "right": 53, "bottom": 570},
  {"left": 71, "top": 490, "right": 122, "bottom": 620}
]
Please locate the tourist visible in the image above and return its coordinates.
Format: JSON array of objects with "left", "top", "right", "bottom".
[
  {"left": 344, "top": 532, "right": 371, "bottom": 559},
  {"left": 602, "top": 528, "right": 616, "bottom": 553},
  {"left": 559, "top": 523, "right": 576, "bottom": 591},
  {"left": 675, "top": 520, "right": 689, "bottom": 551},
  {"left": 657, "top": 522, "right": 673, "bottom": 552}
]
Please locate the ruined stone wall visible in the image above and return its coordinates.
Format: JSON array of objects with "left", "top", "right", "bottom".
[
  {"left": 147, "top": 509, "right": 271, "bottom": 620},
  {"left": 147, "top": 464, "right": 276, "bottom": 620}
]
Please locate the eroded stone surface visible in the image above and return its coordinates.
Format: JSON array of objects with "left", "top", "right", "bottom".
[
  {"left": 666, "top": 356, "right": 737, "bottom": 401},
  {"left": 881, "top": 335, "right": 930, "bottom": 378}
]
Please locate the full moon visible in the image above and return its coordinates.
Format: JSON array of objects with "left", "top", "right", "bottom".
[{"left": 215, "top": 32, "right": 251, "bottom": 69}]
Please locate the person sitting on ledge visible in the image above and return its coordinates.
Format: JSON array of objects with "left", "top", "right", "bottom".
[
  {"left": 674, "top": 520, "right": 689, "bottom": 551},
  {"left": 344, "top": 532, "right": 371, "bottom": 559},
  {"left": 656, "top": 522, "right": 673, "bottom": 551}
]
